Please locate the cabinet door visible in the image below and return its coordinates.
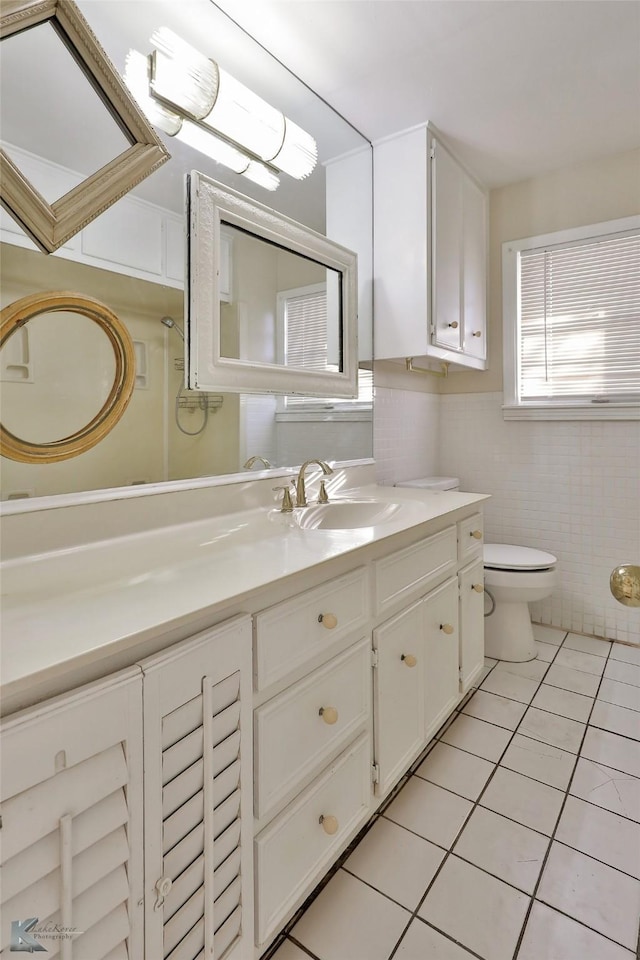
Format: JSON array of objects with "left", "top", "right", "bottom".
[
  {"left": 374, "top": 599, "right": 425, "bottom": 796},
  {"left": 141, "top": 615, "right": 253, "bottom": 960},
  {"left": 423, "top": 577, "right": 460, "bottom": 740},
  {"left": 462, "top": 175, "right": 487, "bottom": 360},
  {"left": 459, "top": 558, "right": 486, "bottom": 693},
  {"left": 431, "top": 139, "right": 463, "bottom": 352},
  {"left": 0, "top": 669, "right": 144, "bottom": 959}
]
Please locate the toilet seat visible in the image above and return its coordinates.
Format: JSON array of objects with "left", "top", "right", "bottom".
[{"left": 484, "top": 543, "right": 557, "bottom": 572}]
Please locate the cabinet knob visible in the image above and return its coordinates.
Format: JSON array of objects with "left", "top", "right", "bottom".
[
  {"left": 472, "top": 583, "right": 484, "bottom": 593},
  {"left": 440, "top": 623, "right": 454, "bottom": 635},
  {"left": 318, "top": 612, "right": 338, "bottom": 629},
  {"left": 448, "top": 321, "right": 459, "bottom": 329},
  {"left": 470, "top": 529, "right": 482, "bottom": 540},
  {"left": 472, "top": 330, "right": 482, "bottom": 337},
  {"left": 401, "top": 654, "right": 417, "bottom": 668},
  {"left": 319, "top": 706, "right": 339, "bottom": 725},
  {"left": 319, "top": 814, "right": 339, "bottom": 835}
]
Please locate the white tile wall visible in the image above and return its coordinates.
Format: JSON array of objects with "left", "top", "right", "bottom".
[
  {"left": 374, "top": 388, "right": 640, "bottom": 645},
  {"left": 373, "top": 387, "right": 440, "bottom": 484},
  {"left": 276, "top": 417, "right": 372, "bottom": 468}
]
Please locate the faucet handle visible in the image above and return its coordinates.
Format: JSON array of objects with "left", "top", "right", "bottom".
[
  {"left": 273, "top": 485, "right": 294, "bottom": 513},
  {"left": 317, "top": 480, "right": 330, "bottom": 504}
]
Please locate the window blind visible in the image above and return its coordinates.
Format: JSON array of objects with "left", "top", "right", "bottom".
[
  {"left": 283, "top": 288, "right": 373, "bottom": 408},
  {"left": 519, "top": 231, "right": 640, "bottom": 402},
  {"left": 285, "top": 289, "right": 328, "bottom": 371}
]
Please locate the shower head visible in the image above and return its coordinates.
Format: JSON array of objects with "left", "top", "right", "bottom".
[{"left": 161, "top": 316, "right": 184, "bottom": 341}]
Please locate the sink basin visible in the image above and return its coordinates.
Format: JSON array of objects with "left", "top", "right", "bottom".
[{"left": 296, "top": 500, "right": 403, "bottom": 530}]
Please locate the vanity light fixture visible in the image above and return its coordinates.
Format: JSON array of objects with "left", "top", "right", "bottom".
[
  {"left": 124, "top": 27, "right": 318, "bottom": 191},
  {"left": 124, "top": 49, "right": 279, "bottom": 191}
]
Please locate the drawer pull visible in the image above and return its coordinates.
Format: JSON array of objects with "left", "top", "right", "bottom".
[
  {"left": 319, "top": 814, "right": 339, "bottom": 836},
  {"left": 472, "top": 330, "right": 482, "bottom": 338},
  {"left": 470, "top": 530, "right": 482, "bottom": 540},
  {"left": 401, "top": 654, "right": 417, "bottom": 668},
  {"left": 472, "top": 583, "right": 484, "bottom": 593},
  {"left": 318, "top": 612, "right": 338, "bottom": 629},
  {"left": 319, "top": 706, "right": 339, "bottom": 725},
  {"left": 440, "top": 623, "right": 454, "bottom": 635},
  {"left": 448, "top": 321, "right": 459, "bottom": 329}
]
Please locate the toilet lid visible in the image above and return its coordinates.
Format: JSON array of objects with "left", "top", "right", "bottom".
[
  {"left": 395, "top": 477, "right": 459, "bottom": 490},
  {"left": 484, "top": 544, "right": 557, "bottom": 571}
]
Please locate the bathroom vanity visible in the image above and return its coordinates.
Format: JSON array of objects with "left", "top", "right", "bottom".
[{"left": 0, "top": 474, "right": 488, "bottom": 958}]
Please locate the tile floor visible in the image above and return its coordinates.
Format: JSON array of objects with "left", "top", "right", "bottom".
[{"left": 266, "top": 625, "right": 640, "bottom": 960}]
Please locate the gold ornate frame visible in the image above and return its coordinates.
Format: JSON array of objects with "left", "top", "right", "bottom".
[
  {"left": 0, "top": 0, "right": 170, "bottom": 254},
  {"left": 0, "top": 291, "right": 136, "bottom": 463}
]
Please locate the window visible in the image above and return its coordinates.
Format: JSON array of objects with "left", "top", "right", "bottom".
[
  {"left": 277, "top": 284, "right": 373, "bottom": 414},
  {"left": 503, "top": 216, "right": 640, "bottom": 419}
]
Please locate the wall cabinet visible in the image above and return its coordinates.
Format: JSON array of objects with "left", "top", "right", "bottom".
[
  {"left": 0, "top": 615, "right": 253, "bottom": 960},
  {"left": 373, "top": 123, "right": 488, "bottom": 371}
]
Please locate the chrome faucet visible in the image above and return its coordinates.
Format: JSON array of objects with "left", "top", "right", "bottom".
[
  {"left": 295, "top": 459, "right": 334, "bottom": 507},
  {"left": 243, "top": 455, "right": 272, "bottom": 470}
]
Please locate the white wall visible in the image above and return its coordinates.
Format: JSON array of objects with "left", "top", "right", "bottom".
[
  {"left": 440, "top": 391, "right": 639, "bottom": 645},
  {"left": 374, "top": 149, "right": 640, "bottom": 646}
]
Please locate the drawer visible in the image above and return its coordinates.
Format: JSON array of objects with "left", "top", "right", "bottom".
[
  {"left": 458, "top": 513, "right": 484, "bottom": 564},
  {"left": 255, "top": 733, "right": 371, "bottom": 948},
  {"left": 374, "top": 526, "right": 456, "bottom": 616},
  {"left": 254, "top": 638, "right": 371, "bottom": 820},
  {"left": 254, "top": 567, "right": 369, "bottom": 690}
]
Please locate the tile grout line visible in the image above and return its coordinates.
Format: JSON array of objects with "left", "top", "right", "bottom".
[
  {"left": 382, "top": 636, "right": 570, "bottom": 958},
  {"left": 390, "top": 632, "right": 636, "bottom": 960},
  {"left": 510, "top": 633, "right": 632, "bottom": 960},
  {"left": 382, "top": 654, "right": 543, "bottom": 960},
  {"left": 268, "top": 632, "right": 639, "bottom": 959}
]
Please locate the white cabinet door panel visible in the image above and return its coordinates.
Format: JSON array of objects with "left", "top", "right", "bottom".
[
  {"left": 462, "top": 174, "right": 487, "bottom": 360},
  {"left": 141, "top": 614, "right": 253, "bottom": 960},
  {"left": 374, "top": 599, "right": 426, "bottom": 796},
  {"left": 459, "top": 558, "right": 486, "bottom": 692},
  {"left": 424, "top": 577, "right": 460, "bottom": 740},
  {"left": 431, "top": 139, "right": 463, "bottom": 352},
  {"left": 0, "top": 669, "right": 144, "bottom": 960}
]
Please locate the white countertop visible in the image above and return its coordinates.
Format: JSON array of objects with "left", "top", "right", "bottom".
[{"left": 0, "top": 484, "right": 488, "bottom": 711}]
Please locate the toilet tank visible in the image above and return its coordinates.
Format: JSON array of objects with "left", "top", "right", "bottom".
[{"left": 394, "top": 477, "right": 460, "bottom": 491}]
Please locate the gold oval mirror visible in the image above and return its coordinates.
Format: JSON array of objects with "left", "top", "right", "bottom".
[{"left": 0, "top": 291, "right": 135, "bottom": 463}]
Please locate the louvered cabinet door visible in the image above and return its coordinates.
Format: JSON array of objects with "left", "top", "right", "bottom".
[
  {"left": 141, "top": 615, "right": 253, "bottom": 960},
  {"left": 0, "top": 668, "right": 144, "bottom": 960}
]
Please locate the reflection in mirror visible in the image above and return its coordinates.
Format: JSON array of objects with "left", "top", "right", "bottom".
[
  {"left": 0, "top": 0, "right": 169, "bottom": 254},
  {"left": 1, "top": 310, "right": 116, "bottom": 442},
  {"left": 0, "top": 0, "right": 373, "bottom": 505},
  {"left": 0, "top": 22, "right": 131, "bottom": 203},
  {"left": 220, "top": 222, "right": 342, "bottom": 373},
  {"left": 0, "top": 288, "right": 136, "bottom": 466},
  {"left": 188, "top": 174, "right": 357, "bottom": 398}
]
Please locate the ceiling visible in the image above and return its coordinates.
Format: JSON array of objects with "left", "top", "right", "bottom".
[{"left": 214, "top": 0, "right": 640, "bottom": 189}]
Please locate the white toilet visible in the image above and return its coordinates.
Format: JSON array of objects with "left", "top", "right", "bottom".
[
  {"left": 483, "top": 543, "right": 558, "bottom": 662},
  {"left": 393, "top": 477, "right": 558, "bottom": 662}
]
